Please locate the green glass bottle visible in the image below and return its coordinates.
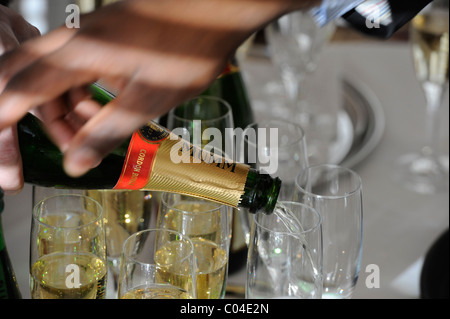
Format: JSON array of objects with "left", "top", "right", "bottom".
[
  {"left": 17, "top": 84, "right": 280, "bottom": 215},
  {"left": 158, "top": 57, "right": 254, "bottom": 129},
  {"left": 217, "top": 57, "right": 254, "bottom": 130},
  {"left": 0, "top": 188, "right": 22, "bottom": 299}
]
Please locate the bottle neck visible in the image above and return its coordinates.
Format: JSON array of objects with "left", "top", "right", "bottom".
[{"left": 241, "top": 168, "right": 281, "bottom": 214}]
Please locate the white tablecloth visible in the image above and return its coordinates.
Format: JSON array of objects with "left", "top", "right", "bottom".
[{"left": 2, "top": 42, "right": 449, "bottom": 299}]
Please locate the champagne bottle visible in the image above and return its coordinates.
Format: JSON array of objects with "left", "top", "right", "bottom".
[
  {"left": 0, "top": 188, "right": 22, "bottom": 299},
  {"left": 18, "top": 84, "right": 280, "bottom": 215}
]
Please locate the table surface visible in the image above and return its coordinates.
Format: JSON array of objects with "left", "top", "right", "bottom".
[{"left": 2, "top": 41, "right": 449, "bottom": 299}]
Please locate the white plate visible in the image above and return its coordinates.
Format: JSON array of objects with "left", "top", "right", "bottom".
[{"left": 340, "top": 78, "right": 385, "bottom": 168}]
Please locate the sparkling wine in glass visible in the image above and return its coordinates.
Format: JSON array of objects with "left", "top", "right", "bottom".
[
  {"left": 118, "top": 229, "right": 197, "bottom": 299},
  {"left": 30, "top": 194, "right": 107, "bottom": 299},
  {"left": 85, "top": 189, "right": 158, "bottom": 298},
  {"left": 157, "top": 193, "right": 231, "bottom": 299},
  {"left": 395, "top": 1, "right": 449, "bottom": 193}
]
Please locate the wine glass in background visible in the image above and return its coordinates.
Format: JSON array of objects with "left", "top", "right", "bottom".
[
  {"left": 265, "top": 11, "right": 337, "bottom": 165},
  {"left": 265, "top": 11, "right": 335, "bottom": 111},
  {"left": 166, "top": 95, "right": 235, "bottom": 158},
  {"left": 118, "top": 229, "right": 197, "bottom": 299},
  {"left": 243, "top": 119, "right": 309, "bottom": 201},
  {"left": 157, "top": 193, "right": 231, "bottom": 299},
  {"left": 30, "top": 194, "right": 107, "bottom": 299},
  {"left": 246, "top": 201, "right": 322, "bottom": 299},
  {"left": 394, "top": 0, "right": 449, "bottom": 194},
  {"left": 294, "top": 164, "right": 363, "bottom": 299}
]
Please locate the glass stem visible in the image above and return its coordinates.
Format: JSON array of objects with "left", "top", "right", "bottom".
[
  {"left": 422, "top": 82, "right": 445, "bottom": 159},
  {"left": 282, "top": 69, "right": 304, "bottom": 109}
]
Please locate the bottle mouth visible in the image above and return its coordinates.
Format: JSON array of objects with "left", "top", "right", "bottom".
[
  {"left": 263, "top": 177, "right": 281, "bottom": 214},
  {"left": 246, "top": 172, "right": 281, "bottom": 215}
]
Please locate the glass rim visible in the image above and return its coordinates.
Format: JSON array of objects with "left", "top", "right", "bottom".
[
  {"left": 122, "top": 228, "right": 195, "bottom": 267},
  {"left": 295, "top": 164, "right": 362, "bottom": 199},
  {"left": 169, "top": 95, "right": 233, "bottom": 126},
  {"left": 161, "top": 193, "right": 226, "bottom": 215},
  {"left": 32, "top": 193, "right": 103, "bottom": 230},
  {"left": 243, "top": 119, "right": 306, "bottom": 149},
  {"left": 253, "top": 201, "right": 322, "bottom": 235}
]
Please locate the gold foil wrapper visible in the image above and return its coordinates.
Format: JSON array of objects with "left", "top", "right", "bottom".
[
  {"left": 115, "top": 127, "right": 250, "bottom": 208},
  {"left": 146, "top": 133, "right": 249, "bottom": 207}
]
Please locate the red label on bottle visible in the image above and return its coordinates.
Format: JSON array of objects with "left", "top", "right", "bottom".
[
  {"left": 219, "top": 60, "right": 239, "bottom": 78},
  {"left": 113, "top": 131, "right": 160, "bottom": 190}
]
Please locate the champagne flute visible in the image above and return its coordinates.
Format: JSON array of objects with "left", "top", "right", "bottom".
[
  {"left": 30, "top": 194, "right": 107, "bottom": 299},
  {"left": 265, "top": 10, "right": 335, "bottom": 110},
  {"left": 85, "top": 189, "right": 159, "bottom": 298},
  {"left": 118, "top": 229, "right": 196, "bottom": 299},
  {"left": 394, "top": 0, "right": 449, "bottom": 194},
  {"left": 166, "top": 95, "right": 235, "bottom": 159},
  {"left": 294, "top": 164, "right": 363, "bottom": 299},
  {"left": 32, "top": 186, "right": 159, "bottom": 299},
  {"left": 240, "top": 119, "right": 309, "bottom": 246},
  {"left": 265, "top": 11, "right": 336, "bottom": 165},
  {"left": 166, "top": 96, "right": 245, "bottom": 279},
  {"left": 246, "top": 201, "right": 322, "bottom": 299},
  {"left": 243, "top": 119, "right": 309, "bottom": 201},
  {"left": 157, "top": 193, "right": 231, "bottom": 299}
]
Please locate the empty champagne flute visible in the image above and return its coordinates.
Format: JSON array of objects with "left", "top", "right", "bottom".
[
  {"left": 30, "top": 194, "right": 107, "bottom": 299},
  {"left": 246, "top": 201, "right": 322, "bottom": 299},
  {"left": 265, "top": 12, "right": 336, "bottom": 165},
  {"left": 157, "top": 193, "right": 231, "bottom": 299},
  {"left": 266, "top": 10, "right": 335, "bottom": 110},
  {"left": 118, "top": 229, "right": 196, "bottom": 299},
  {"left": 243, "top": 119, "right": 309, "bottom": 201},
  {"left": 294, "top": 164, "right": 363, "bottom": 299},
  {"left": 239, "top": 119, "right": 309, "bottom": 246},
  {"left": 166, "top": 95, "right": 234, "bottom": 158},
  {"left": 394, "top": 0, "right": 449, "bottom": 194}
]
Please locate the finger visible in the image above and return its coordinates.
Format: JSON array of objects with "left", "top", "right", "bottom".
[
  {"left": 0, "top": 125, "right": 23, "bottom": 195},
  {"left": 62, "top": 82, "right": 161, "bottom": 177},
  {"left": 0, "top": 45, "right": 97, "bottom": 131},
  {"left": 0, "top": 26, "right": 20, "bottom": 54},
  {"left": 34, "top": 97, "right": 78, "bottom": 152},
  {"left": 36, "top": 90, "right": 102, "bottom": 152},
  {"left": 0, "top": 26, "right": 75, "bottom": 89}
]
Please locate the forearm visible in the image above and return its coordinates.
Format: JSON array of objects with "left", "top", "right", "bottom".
[{"left": 130, "top": 0, "right": 322, "bottom": 50}]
